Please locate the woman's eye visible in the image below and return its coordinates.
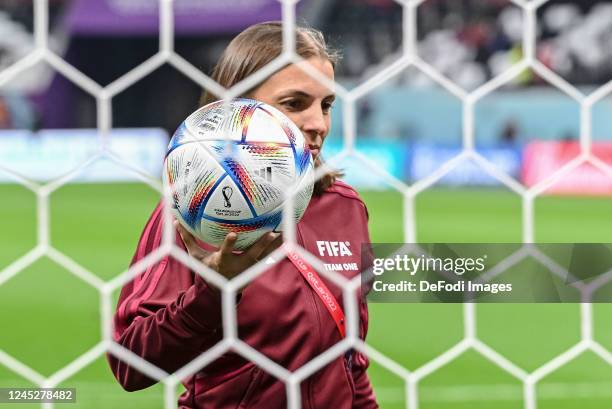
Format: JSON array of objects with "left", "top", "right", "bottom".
[
  {"left": 280, "top": 99, "right": 302, "bottom": 110},
  {"left": 322, "top": 101, "right": 334, "bottom": 114}
]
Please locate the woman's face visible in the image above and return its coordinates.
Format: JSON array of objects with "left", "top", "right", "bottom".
[{"left": 249, "top": 57, "right": 335, "bottom": 160}]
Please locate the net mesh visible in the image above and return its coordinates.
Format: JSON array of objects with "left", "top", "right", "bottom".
[{"left": 1, "top": 0, "right": 612, "bottom": 408}]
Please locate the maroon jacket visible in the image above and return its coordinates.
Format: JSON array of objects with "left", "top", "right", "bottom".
[{"left": 108, "top": 180, "right": 379, "bottom": 408}]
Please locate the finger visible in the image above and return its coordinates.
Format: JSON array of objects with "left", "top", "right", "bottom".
[
  {"left": 246, "top": 232, "right": 280, "bottom": 261},
  {"left": 219, "top": 232, "right": 237, "bottom": 255}
]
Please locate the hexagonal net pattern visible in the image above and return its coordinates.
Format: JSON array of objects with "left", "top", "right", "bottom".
[{"left": 2, "top": 0, "right": 612, "bottom": 408}]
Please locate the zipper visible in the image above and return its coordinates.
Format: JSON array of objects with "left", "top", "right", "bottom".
[
  {"left": 343, "top": 354, "right": 356, "bottom": 398},
  {"left": 296, "top": 224, "right": 319, "bottom": 409},
  {"left": 237, "top": 367, "right": 263, "bottom": 409}
]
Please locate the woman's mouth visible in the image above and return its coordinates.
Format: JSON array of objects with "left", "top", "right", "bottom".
[{"left": 309, "top": 145, "right": 320, "bottom": 159}]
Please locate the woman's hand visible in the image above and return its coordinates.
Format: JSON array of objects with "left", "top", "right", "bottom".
[{"left": 174, "top": 221, "right": 282, "bottom": 280}]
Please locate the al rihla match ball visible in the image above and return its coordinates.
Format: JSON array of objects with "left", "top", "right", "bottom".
[{"left": 163, "top": 98, "right": 315, "bottom": 250}]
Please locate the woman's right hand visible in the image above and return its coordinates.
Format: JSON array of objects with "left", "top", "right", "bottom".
[{"left": 174, "top": 221, "right": 282, "bottom": 280}]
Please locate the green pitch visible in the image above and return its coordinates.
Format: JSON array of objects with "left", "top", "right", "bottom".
[{"left": 1, "top": 183, "right": 612, "bottom": 409}]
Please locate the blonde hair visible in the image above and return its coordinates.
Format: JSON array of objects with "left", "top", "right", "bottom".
[
  {"left": 200, "top": 22, "right": 339, "bottom": 105},
  {"left": 200, "top": 21, "right": 342, "bottom": 195}
]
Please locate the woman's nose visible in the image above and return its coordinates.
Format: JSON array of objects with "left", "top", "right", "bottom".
[{"left": 300, "top": 107, "right": 327, "bottom": 143}]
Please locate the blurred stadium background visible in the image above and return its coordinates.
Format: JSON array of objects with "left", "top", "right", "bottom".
[{"left": 2, "top": 0, "right": 612, "bottom": 408}]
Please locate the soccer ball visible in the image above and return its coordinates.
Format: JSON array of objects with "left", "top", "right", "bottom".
[{"left": 163, "top": 98, "right": 314, "bottom": 250}]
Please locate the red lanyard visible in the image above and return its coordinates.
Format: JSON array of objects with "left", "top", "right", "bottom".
[{"left": 286, "top": 250, "right": 346, "bottom": 338}]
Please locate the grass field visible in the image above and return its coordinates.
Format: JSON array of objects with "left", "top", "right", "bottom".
[{"left": 2, "top": 183, "right": 612, "bottom": 408}]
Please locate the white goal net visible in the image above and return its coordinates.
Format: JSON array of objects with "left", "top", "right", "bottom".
[{"left": 1, "top": 1, "right": 612, "bottom": 409}]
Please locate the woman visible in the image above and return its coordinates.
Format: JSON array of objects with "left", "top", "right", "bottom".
[{"left": 108, "top": 22, "right": 378, "bottom": 409}]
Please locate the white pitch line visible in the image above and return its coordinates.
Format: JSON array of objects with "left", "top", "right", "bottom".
[
  {"left": 0, "top": 378, "right": 609, "bottom": 403},
  {"left": 376, "top": 381, "right": 612, "bottom": 403}
]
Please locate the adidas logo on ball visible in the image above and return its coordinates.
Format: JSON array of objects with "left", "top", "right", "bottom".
[{"left": 253, "top": 166, "right": 273, "bottom": 182}]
